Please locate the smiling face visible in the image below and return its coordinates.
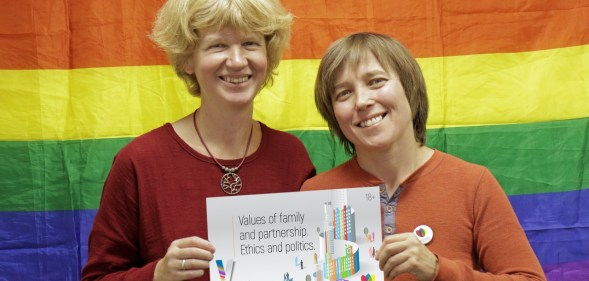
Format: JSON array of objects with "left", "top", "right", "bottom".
[
  {"left": 315, "top": 33, "right": 429, "bottom": 155},
  {"left": 332, "top": 52, "right": 415, "bottom": 154},
  {"left": 184, "top": 26, "right": 268, "bottom": 108}
]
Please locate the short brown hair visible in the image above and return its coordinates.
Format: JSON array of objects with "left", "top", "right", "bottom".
[
  {"left": 315, "top": 32, "right": 428, "bottom": 155},
  {"left": 150, "top": 0, "right": 292, "bottom": 96}
]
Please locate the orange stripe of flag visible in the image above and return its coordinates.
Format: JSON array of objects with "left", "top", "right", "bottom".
[
  {"left": 0, "top": 0, "right": 587, "bottom": 69},
  {"left": 286, "top": 0, "right": 589, "bottom": 58}
]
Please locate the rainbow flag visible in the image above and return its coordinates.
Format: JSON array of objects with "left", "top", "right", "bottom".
[{"left": 0, "top": 0, "right": 587, "bottom": 280}]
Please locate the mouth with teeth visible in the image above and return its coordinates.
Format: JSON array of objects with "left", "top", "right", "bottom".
[
  {"left": 357, "top": 113, "right": 387, "bottom": 128},
  {"left": 221, "top": 75, "right": 251, "bottom": 84}
]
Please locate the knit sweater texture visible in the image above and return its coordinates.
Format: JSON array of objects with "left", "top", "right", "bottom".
[
  {"left": 82, "top": 122, "right": 316, "bottom": 280},
  {"left": 301, "top": 150, "right": 545, "bottom": 281}
]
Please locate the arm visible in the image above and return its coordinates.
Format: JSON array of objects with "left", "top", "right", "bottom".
[
  {"left": 434, "top": 169, "right": 546, "bottom": 281},
  {"left": 377, "top": 168, "right": 546, "bottom": 281},
  {"left": 81, "top": 154, "right": 158, "bottom": 281},
  {"left": 82, "top": 149, "right": 216, "bottom": 281}
]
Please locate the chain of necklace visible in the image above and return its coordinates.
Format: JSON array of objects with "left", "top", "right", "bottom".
[{"left": 193, "top": 109, "right": 253, "bottom": 195}]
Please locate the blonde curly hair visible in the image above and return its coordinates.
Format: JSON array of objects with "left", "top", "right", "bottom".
[{"left": 150, "top": 0, "right": 293, "bottom": 96}]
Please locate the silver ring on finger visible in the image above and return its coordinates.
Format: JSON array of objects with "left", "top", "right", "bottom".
[{"left": 181, "top": 258, "right": 186, "bottom": 270}]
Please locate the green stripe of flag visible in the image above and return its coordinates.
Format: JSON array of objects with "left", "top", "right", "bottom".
[
  {"left": 0, "top": 138, "right": 130, "bottom": 212},
  {"left": 426, "top": 118, "right": 589, "bottom": 196},
  {"left": 1, "top": 118, "right": 587, "bottom": 212}
]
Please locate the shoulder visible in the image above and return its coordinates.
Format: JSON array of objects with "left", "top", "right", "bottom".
[
  {"left": 403, "top": 150, "right": 499, "bottom": 204},
  {"left": 256, "top": 122, "right": 313, "bottom": 164},
  {"left": 302, "top": 157, "right": 380, "bottom": 191},
  {"left": 105, "top": 124, "right": 180, "bottom": 187},
  {"left": 301, "top": 167, "right": 345, "bottom": 191},
  {"left": 260, "top": 123, "right": 303, "bottom": 144},
  {"left": 432, "top": 150, "right": 491, "bottom": 179},
  {"left": 258, "top": 122, "right": 309, "bottom": 154},
  {"left": 428, "top": 150, "right": 502, "bottom": 197},
  {"left": 115, "top": 124, "right": 174, "bottom": 161}
]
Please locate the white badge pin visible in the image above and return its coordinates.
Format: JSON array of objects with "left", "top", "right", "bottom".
[{"left": 413, "top": 225, "right": 433, "bottom": 245}]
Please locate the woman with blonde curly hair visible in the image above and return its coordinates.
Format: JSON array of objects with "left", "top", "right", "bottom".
[{"left": 82, "top": 0, "right": 315, "bottom": 280}]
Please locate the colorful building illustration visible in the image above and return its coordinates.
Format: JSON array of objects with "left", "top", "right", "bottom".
[
  {"left": 318, "top": 190, "right": 360, "bottom": 280},
  {"left": 215, "top": 260, "right": 226, "bottom": 281}
]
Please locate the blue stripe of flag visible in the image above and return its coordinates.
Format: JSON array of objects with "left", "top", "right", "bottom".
[
  {"left": 509, "top": 188, "right": 589, "bottom": 265},
  {"left": 1, "top": 189, "right": 588, "bottom": 280}
]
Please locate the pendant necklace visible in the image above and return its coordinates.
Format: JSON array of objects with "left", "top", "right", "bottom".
[{"left": 193, "top": 110, "right": 253, "bottom": 195}]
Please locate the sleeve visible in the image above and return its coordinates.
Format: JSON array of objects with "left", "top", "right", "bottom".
[
  {"left": 434, "top": 169, "right": 546, "bottom": 281},
  {"left": 81, "top": 152, "right": 158, "bottom": 281}
]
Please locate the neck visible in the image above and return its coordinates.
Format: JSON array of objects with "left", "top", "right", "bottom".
[
  {"left": 194, "top": 106, "right": 256, "bottom": 160},
  {"left": 356, "top": 139, "right": 432, "bottom": 195}
]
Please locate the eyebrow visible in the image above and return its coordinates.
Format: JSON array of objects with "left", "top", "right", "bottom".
[
  {"left": 199, "top": 31, "right": 262, "bottom": 44},
  {"left": 199, "top": 33, "right": 223, "bottom": 42},
  {"left": 334, "top": 69, "right": 388, "bottom": 89}
]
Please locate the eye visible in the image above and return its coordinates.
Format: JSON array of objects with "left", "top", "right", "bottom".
[
  {"left": 368, "top": 78, "right": 387, "bottom": 87},
  {"left": 206, "top": 43, "right": 226, "bottom": 50},
  {"left": 243, "top": 41, "right": 262, "bottom": 49},
  {"left": 333, "top": 89, "right": 352, "bottom": 101}
]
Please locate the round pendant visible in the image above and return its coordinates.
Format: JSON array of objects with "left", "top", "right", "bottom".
[{"left": 221, "top": 172, "right": 242, "bottom": 195}]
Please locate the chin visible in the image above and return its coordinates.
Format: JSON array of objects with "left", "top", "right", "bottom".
[{"left": 226, "top": 95, "right": 257, "bottom": 106}]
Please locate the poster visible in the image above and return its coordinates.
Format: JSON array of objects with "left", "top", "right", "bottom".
[{"left": 206, "top": 186, "right": 383, "bottom": 281}]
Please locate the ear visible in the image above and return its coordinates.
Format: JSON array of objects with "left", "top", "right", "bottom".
[{"left": 183, "top": 60, "right": 194, "bottom": 75}]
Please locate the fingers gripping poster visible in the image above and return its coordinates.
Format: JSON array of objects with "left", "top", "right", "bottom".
[{"left": 206, "top": 186, "right": 383, "bottom": 281}]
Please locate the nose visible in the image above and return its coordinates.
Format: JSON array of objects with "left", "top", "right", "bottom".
[
  {"left": 355, "top": 87, "right": 374, "bottom": 110},
  {"left": 226, "top": 46, "right": 247, "bottom": 68}
]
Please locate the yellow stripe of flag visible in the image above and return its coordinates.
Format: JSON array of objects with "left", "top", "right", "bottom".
[{"left": 1, "top": 44, "right": 588, "bottom": 141}]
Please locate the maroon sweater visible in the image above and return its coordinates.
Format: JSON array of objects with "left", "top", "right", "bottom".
[{"left": 82, "top": 123, "right": 315, "bottom": 280}]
